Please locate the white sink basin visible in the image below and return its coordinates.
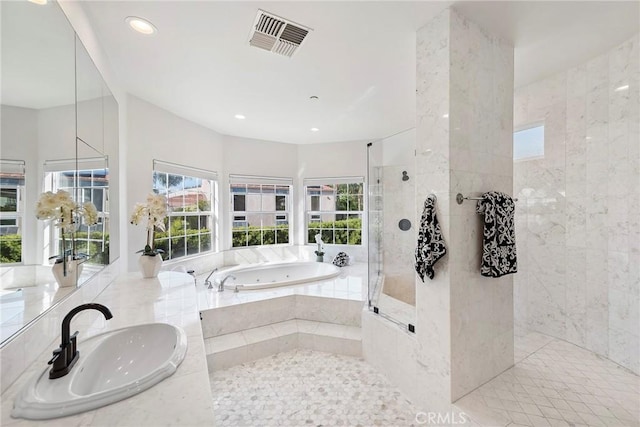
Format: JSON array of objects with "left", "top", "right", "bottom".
[{"left": 12, "top": 323, "right": 187, "bottom": 420}]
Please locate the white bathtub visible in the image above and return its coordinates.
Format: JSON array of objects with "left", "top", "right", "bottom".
[{"left": 214, "top": 262, "right": 341, "bottom": 291}]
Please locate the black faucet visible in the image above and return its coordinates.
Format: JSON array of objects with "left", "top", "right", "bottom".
[{"left": 48, "top": 303, "right": 113, "bottom": 379}]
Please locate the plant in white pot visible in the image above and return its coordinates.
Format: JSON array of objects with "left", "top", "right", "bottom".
[
  {"left": 35, "top": 190, "right": 99, "bottom": 287},
  {"left": 314, "top": 233, "right": 325, "bottom": 262},
  {"left": 130, "top": 193, "right": 168, "bottom": 278}
]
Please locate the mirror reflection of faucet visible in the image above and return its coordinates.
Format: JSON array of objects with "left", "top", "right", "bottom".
[{"left": 48, "top": 303, "right": 113, "bottom": 379}]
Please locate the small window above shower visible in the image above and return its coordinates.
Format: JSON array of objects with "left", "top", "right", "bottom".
[{"left": 513, "top": 124, "right": 544, "bottom": 161}]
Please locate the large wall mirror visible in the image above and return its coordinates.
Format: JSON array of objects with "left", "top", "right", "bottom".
[{"left": 0, "top": 0, "right": 119, "bottom": 345}]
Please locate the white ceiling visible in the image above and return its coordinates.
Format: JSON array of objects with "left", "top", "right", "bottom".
[{"left": 80, "top": 1, "right": 639, "bottom": 144}]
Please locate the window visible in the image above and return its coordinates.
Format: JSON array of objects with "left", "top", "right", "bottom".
[
  {"left": 0, "top": 160, "right": 25, "bottom": 264},
  {"left": 304, "top": 177, "right": 364, "bottom": 245},
  {"left": 230, "top": 175, "right": 292, "bottom": 247},
  {"left": 44, "top": 158, "right": 109, "bottom": 265},
  {"left": 152, "top": 160, "right": 217, "bottom": 261},
  {"left": 514, "top": 124, "right": 544, "bottom": 160}
]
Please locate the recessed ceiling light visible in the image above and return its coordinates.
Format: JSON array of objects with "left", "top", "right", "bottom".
[
  {"left": 310, "top": 127, "right": 319, "bottom": 132},
  {"left": 234, "top": 114, "right": 246, "bottom": 120},
  {"left": 28, "top": 0, "right": 48, "bottom": 5},
  {"left": 442, "top": 113, "right": 449, "bottom": 118},
  {"left": 614, "top": 84, "right": 629, "bottom": 92},
  {"left": 125, "top": 16, "right": 157, "bottom": 35}
]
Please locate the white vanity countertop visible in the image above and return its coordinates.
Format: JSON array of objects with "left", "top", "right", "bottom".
[{"left": 0, "top": 271, "right": 215, "bottom": 426}]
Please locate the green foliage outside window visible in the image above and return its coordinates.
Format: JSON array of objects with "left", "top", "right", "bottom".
[
  {"left": 0, "top": 234, "right": 21, "bottom": 263},
  {"left": 0, "top": 232, "right": 109, "bottom": 264},
  {"left": 232, "top": 224, "right": 289, "bottom": 247},
  {"left": 307, "top": 218, "right": 362, "bottom": 245},
  {"left": 74, "top": 231, "right": 110, "bottom": 265},
  {"left": 154, "top": 217, "right": 212, "bottom": 260}
]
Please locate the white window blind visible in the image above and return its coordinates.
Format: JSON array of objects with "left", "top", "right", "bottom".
[{"left": 153, "top": 159, "right": 218, "bottom": 181}]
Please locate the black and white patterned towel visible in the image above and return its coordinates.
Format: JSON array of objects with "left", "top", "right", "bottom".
[
  {"left": 332, "top": 252, "right": 350, "bottom": 267},
  {"left": 415, "top": 195, "right": 447, "bottom": 281},
  {"left": 476, "top": 191, "right": 517, "bottom": 278}
]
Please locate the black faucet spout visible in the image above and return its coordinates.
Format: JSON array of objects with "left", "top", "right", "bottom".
[{"left": 49, "top": 303, "right": 113, "bottom": 379}]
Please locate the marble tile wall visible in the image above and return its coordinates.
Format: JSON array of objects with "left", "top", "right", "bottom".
[
  {"left": 382, "top": 164, "right": 417, "bottom": 306},
  {"left": 448, "top": 8, "right": 515, "bottom": 400},
  {"left": 414, "top": 7, "right": 453, "bottom": 412},
  {"left": 368, "top": 6, "right": 514, "bottom": 411},
  {"left": 513, "top": 34, "right": 639, "bottom": 374}
]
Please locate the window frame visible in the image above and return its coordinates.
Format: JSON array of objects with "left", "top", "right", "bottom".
[
  {"left": 513, "top": 122, "right": 545, "bottom": 161},
  {"left": 229, "top": 174, "right": 293, "bottom": 248},
  {"left": 303, "top": 177, "right": 365, "bottom": 247},
  {"left": 43, "top": 157, "right": 109, "bottom": 265},
  {"left": 0, "top": 160, "right": 26, "bottom": 265},
  {"left": 152, "top": 160, "right": 218, "bottom": 262}
]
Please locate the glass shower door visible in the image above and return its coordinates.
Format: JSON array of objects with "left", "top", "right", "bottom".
[{"left": 366, "top": 129, "right": 417, "bottom": 329}]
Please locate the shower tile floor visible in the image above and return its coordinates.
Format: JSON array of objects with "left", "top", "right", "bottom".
[
  {"left": 209, "top": 332, "right": 639, "bottom": 427},
  {"left": 455, "top": 331, "right": 640, "bottom": 427}
]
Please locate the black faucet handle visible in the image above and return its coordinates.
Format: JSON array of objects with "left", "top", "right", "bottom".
[
  {"left": 48, "top": 348, "right": 62, "bottom": 365},
  {"left": 70, "top": 331, "right": 79, "bottom": 353}
]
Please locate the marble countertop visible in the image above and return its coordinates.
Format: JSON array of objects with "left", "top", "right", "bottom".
[{"left": 0, "top": 271, "right": 215, "bottom": 426}]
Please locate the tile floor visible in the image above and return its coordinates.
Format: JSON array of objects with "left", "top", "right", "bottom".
[
  {"left": 455, "top": 331, "right": 640, "bottom": 427},
  {"left": 210, "top": 349, "right": 418, "bottom": 426},
  {"left": 210, "top": 330, "right": 639, "bottom": 427}
]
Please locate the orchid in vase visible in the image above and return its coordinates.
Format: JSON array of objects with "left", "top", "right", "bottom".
[
  {"left": 35, "top": 190, "right": 99, "bottom": 276},
  {"left": 314, "top": 233, "right": 325, "bottom": 260},
  {"left": 130, "top": 193, "right": 168, "bottom": 257}
]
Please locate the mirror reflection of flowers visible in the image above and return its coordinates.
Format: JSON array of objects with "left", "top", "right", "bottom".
[
  {"left": 130, "top": 193, "right": 168, "bottom": 256},
  {"left": 35, "top": 190, "right": 100, "bottom": 269}
]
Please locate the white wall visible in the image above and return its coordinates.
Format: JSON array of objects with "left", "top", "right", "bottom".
[
  {"left": 297, "top": 141, "right": 368, "bottom": 262},
  {"left": 1, "top": 103, "right": 84, "bottom": 265},
  {"left": 0, "top": 106, "right": 39, "bottom": 264},
  {"left": 221, "top": 135, "right": 299, "bottom": 255},
  {"left": 126, "top": 96, "right": 225, "bottom": 271},
  {"left": 59, "top": 0, "right": 128, "bottom": 270},
  {"left": 514, "top": 34, "right": 639, "bottom": 374},
  {"left": 126, "top": 96, "right": 369, "bottom": 271}
]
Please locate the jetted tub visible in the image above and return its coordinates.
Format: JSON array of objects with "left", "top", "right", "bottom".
[{"left": 214, "top": 262, "right": 341, "bottom": 291}]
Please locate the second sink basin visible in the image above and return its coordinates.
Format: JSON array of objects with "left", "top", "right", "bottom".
[{"left": 12, "top": 322, "right": 188, "bottom": 420}]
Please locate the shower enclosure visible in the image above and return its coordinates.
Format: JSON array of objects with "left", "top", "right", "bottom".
[{"left": 366, "top": 128, "right": 416, "bottom": 328}]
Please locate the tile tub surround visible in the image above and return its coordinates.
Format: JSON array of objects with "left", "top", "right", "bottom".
[
  {"left": 199, "top": 264, "right": 366, "bottom": 370},
  {"left": 513, "top": 34, "right": 640, "bottom": 374},
  {"left": 0, "top": 271, "right": 214, "bottom": 426},
  {"left": 205, "top": 319, "right": 362, "bottom": 371},
  {"left": 196, "top": 263, "right": 367, "bottom": 311}
]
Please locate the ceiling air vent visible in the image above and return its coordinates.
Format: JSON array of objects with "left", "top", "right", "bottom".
[{"left": 249, "top": 10, "right": 311, "bottom": 58}]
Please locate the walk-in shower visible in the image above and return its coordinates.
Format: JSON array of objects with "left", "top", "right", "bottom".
[{"left": 366, "top": 128, "right": 416, "bottom": 327}]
